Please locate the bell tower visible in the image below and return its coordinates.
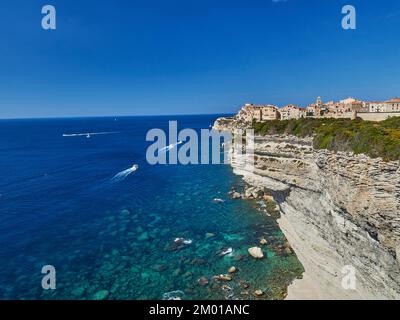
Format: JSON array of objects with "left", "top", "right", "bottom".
[{"left": 316, "top": 96, "right": 322, "bottom": 107}]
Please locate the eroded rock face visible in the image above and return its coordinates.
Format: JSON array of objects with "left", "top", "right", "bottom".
[
  {"left": 213, "top": 117, "right": 248, "bottom": 131},
  {"left": 229, "top": 134, "right": 400, "bottom": 299}
]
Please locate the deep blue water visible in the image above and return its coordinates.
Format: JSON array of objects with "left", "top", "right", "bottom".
[{"left": 0, "top": 115, "right": 302, "bottom": 300}]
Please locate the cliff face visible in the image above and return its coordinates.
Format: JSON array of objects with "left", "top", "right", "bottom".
[{"left": 226, "top": 131, "right": 400, "bottom": 299}]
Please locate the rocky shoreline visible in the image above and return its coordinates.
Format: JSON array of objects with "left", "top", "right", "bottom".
[{"left": 214, "top": 117, "right": 400, "bottom": 299}]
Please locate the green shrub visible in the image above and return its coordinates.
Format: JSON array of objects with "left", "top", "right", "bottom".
[{"left": 252, "top": 117, "right": 400, "bottom": 161}]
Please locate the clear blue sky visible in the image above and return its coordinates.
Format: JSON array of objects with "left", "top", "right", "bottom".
[{"left": 0, "top": 0, "right": 399, "bottom": 118}]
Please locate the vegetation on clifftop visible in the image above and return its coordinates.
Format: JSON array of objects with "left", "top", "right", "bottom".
[{"left": 252, "top": 117, "right": 400, "bottom": 161}]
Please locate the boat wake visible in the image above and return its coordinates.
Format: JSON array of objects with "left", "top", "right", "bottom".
[
  {"left": 111, "top": 164, "right": 139, "bottom": 182},
  {"left": 159, "top": 140, "right": 183, "bottom": 152},
  {"left": 62, "top": 131, "right": 119, "bottom": 138}
]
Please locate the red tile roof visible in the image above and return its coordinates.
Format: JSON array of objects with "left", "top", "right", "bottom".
[{"left": 386, "top": 98, "right": 400, "bottom": 103}]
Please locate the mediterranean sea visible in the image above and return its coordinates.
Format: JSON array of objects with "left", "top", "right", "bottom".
[{"left": 0, "top": 115, "right": 302, "bottom": 299}]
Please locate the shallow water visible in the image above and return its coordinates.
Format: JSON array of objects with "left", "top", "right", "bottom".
[{"left": 0, "top": 115, "right": 303, "bottom": 299}]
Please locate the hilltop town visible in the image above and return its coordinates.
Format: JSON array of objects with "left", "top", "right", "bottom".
[
  {"left": 236, "top": 97, "right": 400, "bottom": 123},
  {"left": 213, "top": 96, "right": 400, "bottom": 161}
]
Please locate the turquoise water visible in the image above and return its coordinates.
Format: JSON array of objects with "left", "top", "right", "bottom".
[{"left": 0, "top": 115, "right": 303, "bottom": 299}]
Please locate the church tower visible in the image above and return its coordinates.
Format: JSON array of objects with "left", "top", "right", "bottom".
[{"left": 316, "top": 96, "right": 322, "bottom": 107}]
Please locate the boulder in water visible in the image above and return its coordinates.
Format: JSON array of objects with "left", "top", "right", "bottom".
[
  {"left": 214, "top": 274, "right": 232, "bottom": 282},
  {"left": 231, "top": 192, "right": 241, "bottom": 199},
  {"left": 254, "top": 289, "right": 264, "bottom": 297},
  {"left": 228, "top": 266, "right": 237, "bottom": 274},
  {"left": 248, "top": 247, "right": 264, "bottom": 259}
]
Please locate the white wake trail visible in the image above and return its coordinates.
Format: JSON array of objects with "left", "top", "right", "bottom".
[
  {"left": 111, "top": 164, "right": 139, "bottom": 182},
  {"left": 159, "top": 140, "right": 183, "bottom": 152},
  {"left": 63, "top": 131, "right": 120, "bottom": 138}
]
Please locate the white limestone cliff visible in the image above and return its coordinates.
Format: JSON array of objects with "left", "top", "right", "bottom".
[{"left": 214, "top": 118, "right": 400, "bottom": 299}]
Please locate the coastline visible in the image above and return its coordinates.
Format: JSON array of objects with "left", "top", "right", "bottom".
[{"left": 215, "top": 116, "right": 400, "bottom": 300}]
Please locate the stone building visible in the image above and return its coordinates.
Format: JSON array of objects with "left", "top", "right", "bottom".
[
  {"left": 260, "top": 105, "right": 279, "bottom": 121},
  {"left": 306, "top": 104, "right": 322, "bottom": 117},
  {"left": 366, "top": 101, "right": 387, "bottom": 113},
  {"left": 237, "top": 103, "right": 279, "bottom": 122},
  {"left": 385, "top": 98, "right": 400, "bottom": 112},
  {"left": 350, "top": 100, "right": 365, "bottom": 112},
  {"left": 280, "top": 105, "right": 307, "bottom": 120}
]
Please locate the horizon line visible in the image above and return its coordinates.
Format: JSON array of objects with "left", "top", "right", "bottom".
[{"left": 0, "top": 112, "right": 236, "bottom": 121}]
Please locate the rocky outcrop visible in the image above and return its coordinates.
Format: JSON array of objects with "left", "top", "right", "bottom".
[
  {"left": 217, "top": 119, "right": 400, "bottom": 299},
  {"left": 213, "top": 116, "right": 249, "bottom": 132}
]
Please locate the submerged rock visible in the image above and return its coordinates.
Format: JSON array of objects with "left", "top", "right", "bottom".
[
  {"left": 173, "top": 268, "right": 183, "bottom": 276},
  {"left": 248, "top": 247, "right": 264, "bottom": 259},
  {"left": 189, "top": 258, "right": 207, "bottom": 266},
  {"left": 198, "top": 277, "right": 209, "bottom": 286},
  {"left": 152, "top": 264, "right": 168, "bottom": 272},
  {"left": 121, "top": 209, "right": 130, "bottom": 216},
  {"left": 233, "top": 254, "right": 245, "bottom": 262},
  {"left": 137, "top": 231, "right": 149, "bottom": 241},
  {"left": 214, "top": 274, "right": 232, "bottom": 282},
  {"left": 183, "top": 271, "right": 193, "bottom": 279},
  {"left": 254, "top": 290, "right": 264, "bottom": 297},
  {"left": 239, "top": 280, "right": 250, "bottom": 289},
  {"left": 162, "top": 290, "right": 185, "bottom": 300},
  {"left": 92, "top": 290, "right": 109, "bottom": 300},
  {"left": 260, "top": 239, "right": 268, "bottom": 245},
  {"left": 71, "top": 286, "right": 85, "bottom": 297},
  {"left": 141, "top": 272, "right": 151, "bottom": 284},
  {"left": 221, "top": 284, "right": 232, "bottom": 293},
  {"left": 284, "top": 247, "right": 292, "bottom": 255},
  {"left": 228, "top": 266, "right": 237, "bottom": 273},
  {"left": 231, "top": 192, "right": 241, "bottom": 199},
  {"left": 164, "top": 237, "right": 192, "bottom": 251}
]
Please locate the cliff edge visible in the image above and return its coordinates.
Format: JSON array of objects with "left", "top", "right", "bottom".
[{"left": 214, "top": 117, "right": 400, "bottom": 299}]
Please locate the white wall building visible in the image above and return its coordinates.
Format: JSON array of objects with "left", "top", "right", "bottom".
[
  {"left": 366, "top": 101, "right": 387, "bottom": 113},
  {"left": 280, "top": 105, "right": 306, "bottom": 120}
]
